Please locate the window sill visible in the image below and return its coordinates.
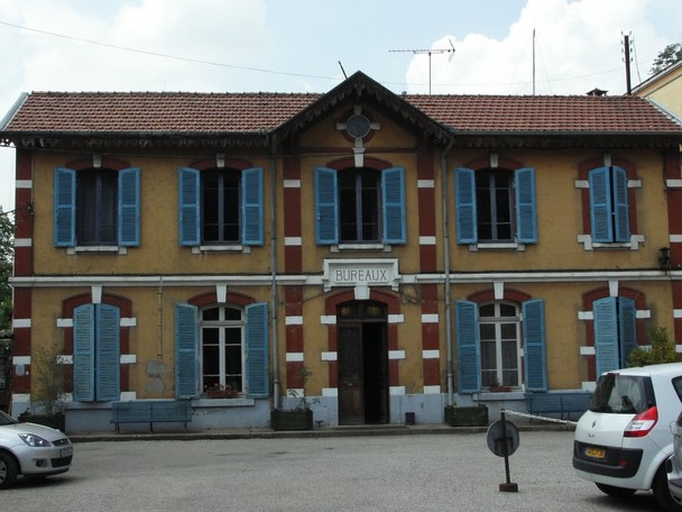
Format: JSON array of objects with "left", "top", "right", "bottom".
[
  {"left": 192, "top": 245, "right": 251, "bottom": 254},
  {"left": 67, "top": 246, "right": 127, "bottom": 255},
  {"left": 577, "top": 234, "right": 644, "bottom": 251},
  {"left": 192, "top": 397, "right": 255, "bottom": 407},
  {"left": 468, "top": 242, "right": 525, "bottom": 252},
  {"left": 331, "top": 243, "right": 391, "bottom": 252},
  {"left": 476, "top": 390, "right": 526, "bottom": 401}
]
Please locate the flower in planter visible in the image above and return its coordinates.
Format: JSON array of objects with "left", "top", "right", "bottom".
[{"left": 203, "top": 382, "right": 238, "bottom": 398}]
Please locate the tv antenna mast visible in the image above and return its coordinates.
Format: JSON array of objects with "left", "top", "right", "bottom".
[{"left": 389, "top": 39, "right": 455, "bottom": 94}]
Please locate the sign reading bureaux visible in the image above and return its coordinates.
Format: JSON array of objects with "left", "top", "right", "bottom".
[{"left": 322, "top": 259, "right": 401, "bottom": 298}]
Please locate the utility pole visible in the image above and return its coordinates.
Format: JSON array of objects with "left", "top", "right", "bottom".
[
  {"left": 623, "top": 33, "right": 632, "bottom": 95},
  {"left": 389, "top": 40, "right": 455, "bottom": 94}
]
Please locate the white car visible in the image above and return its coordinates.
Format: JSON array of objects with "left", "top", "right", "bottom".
[
  {"left": 0, "top": 410, "right": 73, "bottom": 489},
  {"left": 573, "top": 362, "right": 682, "bottom": 511},
  {"left": 667, "top": 411, "right": 682, "bottom": 505}
]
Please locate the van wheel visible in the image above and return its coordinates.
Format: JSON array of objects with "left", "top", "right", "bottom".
[
  {"left": 595, "top": 483, "right": 636, "bottom": 498},
  {"left": 653, "top": 466, "right": 682, "bottom": 512}
]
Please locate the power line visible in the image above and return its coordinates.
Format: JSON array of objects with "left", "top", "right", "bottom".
[{"left": 0, "top": 20, "right": 339, "bottom": 82}]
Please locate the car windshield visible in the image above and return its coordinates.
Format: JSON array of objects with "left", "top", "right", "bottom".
[
  {"left": 0, "top": 410, "right": 18, "bottom": 425},
  {"left": 589, "top": 374, "right": 653, "bottom": 414}
]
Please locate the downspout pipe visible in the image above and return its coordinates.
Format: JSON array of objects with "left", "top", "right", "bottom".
[
  {"left": 441, "top": 136, "right": 455, "bottom": 406},
  {"left": 269, "top": 134, "right": 281, "bottom": 409}
]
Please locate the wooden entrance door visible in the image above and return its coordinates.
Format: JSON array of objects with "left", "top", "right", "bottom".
[
  {"left": 337, "top": 301, "right": 389, "bottom": 425},
  {"left": 338, "top": 325, "right": 363, "bottom": 425}
]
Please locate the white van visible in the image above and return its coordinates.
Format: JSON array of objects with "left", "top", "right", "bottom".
[{"left": 573, "top": 363, "right": 682, "bottom": 511}]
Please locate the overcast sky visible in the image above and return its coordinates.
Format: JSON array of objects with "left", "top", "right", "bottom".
[{"left": 0, "top": 0, "right": 680, "bottom": 213}]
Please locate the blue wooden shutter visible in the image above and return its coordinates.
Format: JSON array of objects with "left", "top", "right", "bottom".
[
  {"left": 314, "top": 166, "right": 338, "bottom": 245},
  {"left": 175, "top": 304, "right": 199, "bottom": 398},
  {"left": 455, "top": 167, "right": 477, "bottom": 244},
  {"left": 523, "top": 299, "right": 547, "bottom": 391},
  {"left": 118, "top": 167, "right": 140, "bottom": 246},
  {"left": 456, "top": 300, "right": 481, "bottom": 393},
  {"left": 73, "top": 304, "right": 95, "bottom": 401},
  {"left": 54, "top": 168, "right": 76, "bottom": 247},
  {"left": 241, "top": 167, "right": 264, "bottom": 245},
  {"left": 382, "top": 166, "right": 406, "bottom": 244},
  {"left": 612, "top": 166, "right": 630, "bottom": 243},
  {"left": 245, "top": 302, "right": 269, "bottom": 398},
  {"left": 594, "top": 297, "right": 619, "bottom": 375},
  {"left": 178, "top": 167, "right": 200, "bottom": 246},
  {"left": 96, "top": 304, "right": 121, "bottom": 401},
  {"left": 515, "top": 167, "right": 537, "bottom": 243},
  {"left": 589, "top": 167, "right": 613, "bottom": 243},
  {"left": 618, "top": 297, "right": 637, "bottom": 366}
]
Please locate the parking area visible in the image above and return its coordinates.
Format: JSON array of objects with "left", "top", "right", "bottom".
[{"left": 1, "top": 430, "right": 666, "bottom": 511}]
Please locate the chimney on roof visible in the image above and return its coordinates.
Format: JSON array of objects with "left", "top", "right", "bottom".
[{"left": 586, "top": 88, "right": 608, "bottom": 96}]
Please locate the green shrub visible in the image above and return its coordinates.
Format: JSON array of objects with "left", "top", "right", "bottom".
[{"left": 627, "top": 326, "right": 679, "bottom": 367}]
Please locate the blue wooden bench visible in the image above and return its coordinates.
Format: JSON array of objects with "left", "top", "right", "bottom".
[
  {"left": 525, "top": 392, "right": 593, "bottom": 421},
  {"left": 111, "top": 401, "right": 192, "bottom": 433}
]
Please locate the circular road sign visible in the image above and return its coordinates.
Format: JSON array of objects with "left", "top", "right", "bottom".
[{"left": 486, "top": 419, "right": 520, "bottom": 457}]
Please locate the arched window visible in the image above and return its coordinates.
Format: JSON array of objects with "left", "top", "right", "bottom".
[
  {"left": 200, "top": 305, "right": 244, "bottom": 393},
  {"left": 479, "top": 302, "right": 521, "bottom": 388}
]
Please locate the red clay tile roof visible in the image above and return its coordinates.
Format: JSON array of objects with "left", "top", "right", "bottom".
[
  {"left": 406, "top": 94, "right": 682, "bottom": 134},
  {"left": 2, "top": 89, "right": 680, "bottom": 136},
  {"left": 3, "top": 91, "right": 322, "bottom": 133}
]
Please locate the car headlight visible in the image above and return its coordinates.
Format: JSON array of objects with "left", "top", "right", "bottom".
[{"left": 18, "top": 433, "right": 52, "bottom": 447}]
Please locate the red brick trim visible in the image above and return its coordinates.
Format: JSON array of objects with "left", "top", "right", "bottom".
[
  {"left": 464, "top": 155, "right": 525, "bottom": 171},
  {"left": 187, "top": 157, "right": 254, "bottom": 170},
  {"left": 325, "top": 156, "right": 392, "bottom": 170},
  {"left": 66, "top": 156, "right": 131, "bottom": 170},
  {"left": 466, "top": 288, "right": 532, "bottom": 304},
  {"left": 187, "top": 291, "right": 256, "bottom": 307}
]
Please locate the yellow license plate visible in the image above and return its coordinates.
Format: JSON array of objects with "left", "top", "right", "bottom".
[{"left": 585, "top": 446, "right": 606, "bottom": 459}]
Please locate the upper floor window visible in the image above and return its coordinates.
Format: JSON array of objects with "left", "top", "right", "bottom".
[
  {"left": 178, "top": 166, "right": 263, "bottom": 247},
  {"left": 455, "top": 167, "right": 537, "bottom": 245},
  {"left": 589, "top": 166, "right": 630, "bottom": 243},
  {"left": 54, "top": 167, "right": 140, "bottom": 247},
  {"left": 314, "top": 166, "right": 406, "bottom": 245}
]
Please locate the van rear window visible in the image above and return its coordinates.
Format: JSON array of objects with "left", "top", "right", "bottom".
[{"left": 590, "top": 374, "right": 654, "bottom": 414}]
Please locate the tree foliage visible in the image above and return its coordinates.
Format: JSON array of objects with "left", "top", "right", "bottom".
[
  {"left": 627, "top": 326, "right": 679, "bottom": 367},
  {"left": 0, "top": 207, "right": 13, "bottom": 332},
  {"left": 650, "top": 42, "right": 682, "bottom": 75}
]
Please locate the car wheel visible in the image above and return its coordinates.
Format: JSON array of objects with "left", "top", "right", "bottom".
[
  {"left": 595, "top": 482, "right": 637, "bottom": 498},
  {"left": 653, "top": 465, "right": 682, "bottom": 512},
  {"left": 0, "top": 452, "right": 18, "bottom": 490}
]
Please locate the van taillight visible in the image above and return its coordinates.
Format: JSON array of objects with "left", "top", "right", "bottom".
[{"left": 624, "top": 406, "right": 658, "bottom": 438}]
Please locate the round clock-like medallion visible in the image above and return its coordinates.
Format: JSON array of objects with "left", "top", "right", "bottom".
[{"left": 346, "top": 113, "right": 371, "bottom": 138}]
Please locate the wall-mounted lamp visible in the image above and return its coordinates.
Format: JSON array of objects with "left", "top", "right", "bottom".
[{"left": 659, "top": 247, "right": 671, "bottom": 270}]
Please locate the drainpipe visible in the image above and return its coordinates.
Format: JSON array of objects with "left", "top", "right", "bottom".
[
  {"left": 441, "top": 136, "right": 455, "bottom": 406},
  {"left": 269, "top": 134, "right": 281, "bottom": 409}
]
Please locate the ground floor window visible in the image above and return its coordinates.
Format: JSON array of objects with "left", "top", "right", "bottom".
[
  {"left": 593, "top": 296, "right": 637, "bottom": 374},
  {"left": 479, "top": 302, "right": 521, "bottom": 388},
  {"left": 456, "top": 298, "right": 546, "bottom": 393},
  {"left": 73, "top": 303, "right": 121, "bottom": 402},
  {"left": 200, "top": 305, "right": 244, "bottom": 393},
  {"left": 175, "top": 302, "right": 269, "bottom": 398}
]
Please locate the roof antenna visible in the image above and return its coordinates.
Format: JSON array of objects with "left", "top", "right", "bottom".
[
  {"left": 389, "top": 39, "right": 455, "bottom": 94},
  {"left": 338, "top": 61, "right": 348, "bottom": 79}
]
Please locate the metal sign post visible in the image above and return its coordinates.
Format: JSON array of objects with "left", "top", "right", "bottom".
[{"left": 486, "top": 411, "right": 520, "bottom": 492}]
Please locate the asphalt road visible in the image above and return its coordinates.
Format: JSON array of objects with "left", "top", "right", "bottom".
[{"left": 2, "top": 430, "right": 665, "bottom": 512}]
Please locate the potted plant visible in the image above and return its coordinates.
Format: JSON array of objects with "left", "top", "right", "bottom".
[
  {"left": 203, "top": 382, "right": 238, "bottom": 398},
  {"left": 271, "top": 366, "right": 314, "bottom": 431},
  {"left": 444, "top": 403, "right": 489, "bottom": 427}
]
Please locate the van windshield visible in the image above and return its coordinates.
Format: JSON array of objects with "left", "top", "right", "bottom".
[{"left": 589, "top": 374, "right": 653, "bottom": 414}]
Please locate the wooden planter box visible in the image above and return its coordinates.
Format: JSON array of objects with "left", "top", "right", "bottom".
[
  {"left": 270, "top": 409, "right": 313, "bottom": 431},
  {"left": 444, "top": 405, "right": 488, "bottom": 427}
]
